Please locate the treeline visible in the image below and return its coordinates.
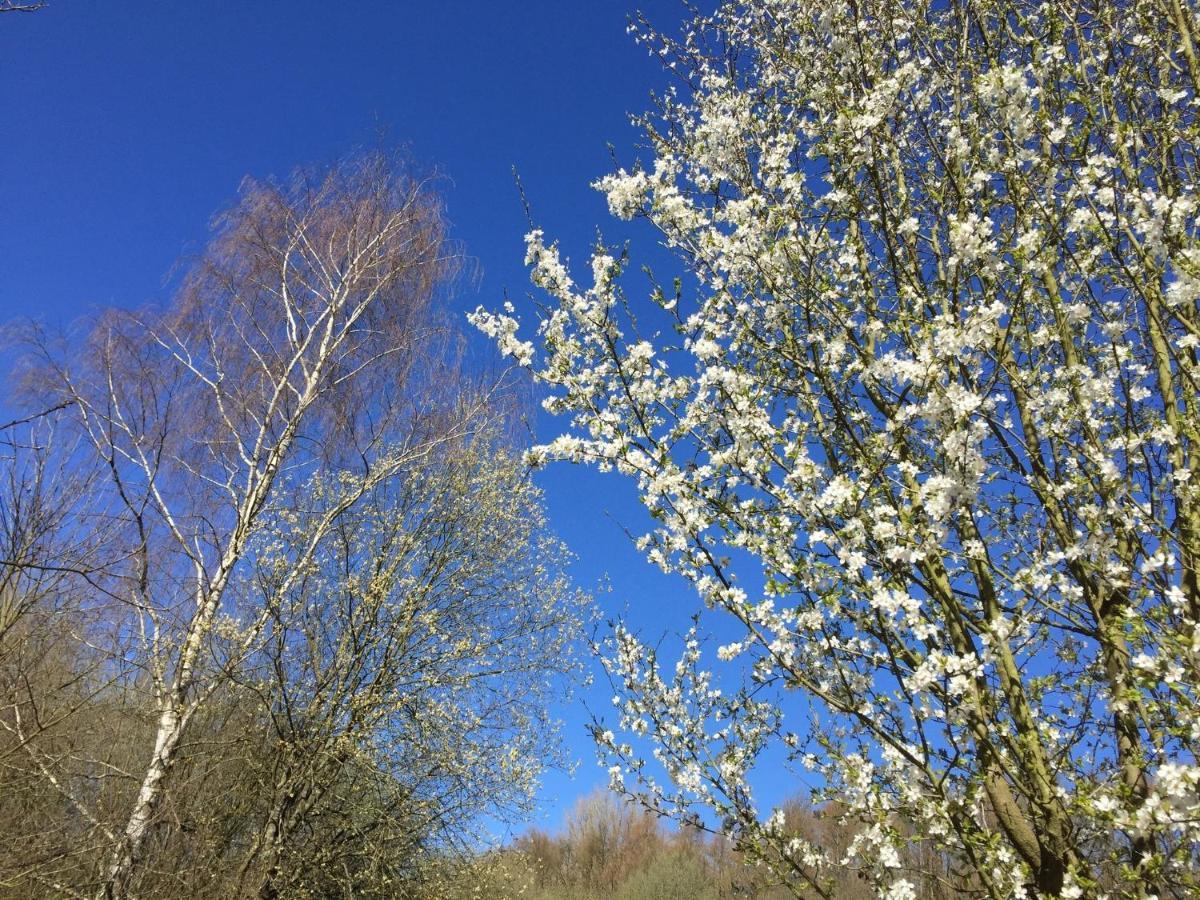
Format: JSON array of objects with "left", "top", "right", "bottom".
[{"left": 433, "top": 790, "right": 971, "bottom": 900}]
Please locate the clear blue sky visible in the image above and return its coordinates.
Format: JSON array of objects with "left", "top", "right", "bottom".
[{"left": 2, "top": 0, "right": 787, "bottom": 839}]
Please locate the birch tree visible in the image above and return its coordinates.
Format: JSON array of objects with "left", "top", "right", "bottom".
[
  {"left": 71, "top": 153, "right": 461, "bottom": 898},
  {"left": 475, "top": 1, "right": 1200, "bottom": 896},
  {"left": 1, "top": 151, "right": 582, "bottom": 898}
]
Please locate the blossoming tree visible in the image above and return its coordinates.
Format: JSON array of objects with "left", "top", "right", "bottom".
[{"left": 473, "top": 0, "right": 1200, "bottom": 896}]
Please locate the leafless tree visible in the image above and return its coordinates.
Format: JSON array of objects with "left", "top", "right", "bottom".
[{"left": 0, "top": 413, "right": 128, "bottom": 899}]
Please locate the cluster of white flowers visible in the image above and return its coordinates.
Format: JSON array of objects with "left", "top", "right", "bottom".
[
  {"left": 478, "top": 0, "right": 1200, "bottom": 895},
  {"left": 467, "top": 302, "right": 533, "bottom": 366}
]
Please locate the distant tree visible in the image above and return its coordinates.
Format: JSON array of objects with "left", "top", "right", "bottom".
[
  {"left": 476, "top": 0, "right": 1200, "bottom": 896},
  {"left": 613, "top": 850, "right": 718, "bottom": 900},
  {"left": 562, "top": 789, "right": 663, "bottom": 893}
]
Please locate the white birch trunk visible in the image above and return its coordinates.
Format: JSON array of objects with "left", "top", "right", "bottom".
[{"left": 100, "top": 703, "right": 182, "bottom": 899}]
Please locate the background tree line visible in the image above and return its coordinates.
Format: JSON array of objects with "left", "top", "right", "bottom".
[{"left": 433, "top": 789, "right": 993, "bottom": 900}]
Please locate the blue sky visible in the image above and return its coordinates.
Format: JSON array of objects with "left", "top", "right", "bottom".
[{"left": 1, "top": 0, "right": 792, "bottom": 838}]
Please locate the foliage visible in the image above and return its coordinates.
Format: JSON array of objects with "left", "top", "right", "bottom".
[
  {"left": 612, "top": 850, "right": 721, "bottom": 900},
  {"left": 475, "top": 0, "right": 1200, "bottom": 896}
]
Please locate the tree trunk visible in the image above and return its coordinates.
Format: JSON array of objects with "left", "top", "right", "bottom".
[{"left": 99, "top": 702, "right": 185, "bottom": 899}]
